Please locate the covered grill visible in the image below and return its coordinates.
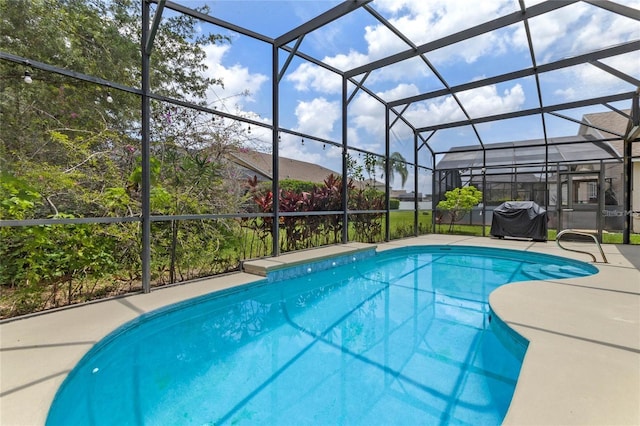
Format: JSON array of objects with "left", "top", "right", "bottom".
[{"left": 490, "top": 201, "right": 548, "bottom": 241}]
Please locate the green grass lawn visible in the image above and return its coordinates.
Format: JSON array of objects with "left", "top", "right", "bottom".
[
  {"left": 547, "top": 229, "right": 640, "bottom": 244},
  {"left": 389, "top": 210, "right": 433, "bottom": 235},
  {"left": 432, "top": 222, "right": 640, "bottom": 244}
]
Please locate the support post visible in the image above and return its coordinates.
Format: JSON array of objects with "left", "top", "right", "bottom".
[
  {"left": 141, "top": 1, "right": 151, "bottom": 293},
  {"left": 432, "top": 153, "right": 437, "bottom": 234},
  {"left": 414, "top": 132, "right": 419, "bottom": 237},
  {"left": 598, "top": 160, "right": 604, "bottom": 243},
  {"left": 482, "top": 150, "right": 487, "bottom": 237},
  {"left": 482, "top": 167, "right": 487, "bottom": 235},
  {"left": 623, "top": 137, "right": 632, "bottom": 244},
  {"left": 623, "top": 90, "right": 639, "bottom": 244},
  {"left": 342, "top": 76, "right": 349, "bottom": 243},
  {"left": 385, "top": 106, "right": 390, "bottom": 242},
  {"left": 272, "top": 44, "right": 280, "bottom": 256}
]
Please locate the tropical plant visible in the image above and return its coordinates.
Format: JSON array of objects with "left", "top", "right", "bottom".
[
  {"left": 361, "top": 152, "right": 408, "bottom": 188},
  {"left": 388, "top": 152, "right": 409, "bottom": 188},
  {"left": 244, "top": 173, "right": 386, "bottom": 251}
]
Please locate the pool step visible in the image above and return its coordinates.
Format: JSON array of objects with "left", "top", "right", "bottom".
[
  {"left": 522, "top": 264, "right": 591, "bottom": 280},
  {"left": 243, "top": 243, "right": 376, "bottom": 279}
]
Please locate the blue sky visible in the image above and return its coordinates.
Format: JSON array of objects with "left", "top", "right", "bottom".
[{"left": 163, "top": 0, "right": 639, "bottom": 191}]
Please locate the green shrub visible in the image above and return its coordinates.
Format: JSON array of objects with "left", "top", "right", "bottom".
[{"left": 258, "top": 178, "right": 319, "bottom": 194}]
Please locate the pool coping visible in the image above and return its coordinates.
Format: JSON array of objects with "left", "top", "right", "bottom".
[{"left": 1, "top": 235, "right": 639, "bottom": 425}]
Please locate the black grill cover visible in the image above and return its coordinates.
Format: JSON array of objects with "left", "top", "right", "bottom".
[{"left": 490, "top": 201, "right": 548, "bottom": 241}]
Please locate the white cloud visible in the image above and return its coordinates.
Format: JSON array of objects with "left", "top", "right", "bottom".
[
  {"left": 294, "top": 97, "right": 340, "bottom": 139},
  {"left": 422, "top": 97, "right": 465, "bottom": 124},
  {"left": 371, "top": 0, "right": 519, "bottom": 63},
  {"left": 553, "top": 87, "right": 576, "bottom": 100},
  {"left": 403, "top": 83, "right": 526, "bottom": 127},
  {"left": 286, "top": 62, "right": 343, "bottom": 94},
  {"left": 362, "top": 23, "right": 407, "bottom": 62},
  {"left": 347, "top": 126, "right": 361, "bottom": 147},
  {"left": 550, "top": 54, "right": 639, "bottom": 102},
  {"left": 324, "top": 50, "right": 371, "bottom": 71},
  {"left": 571, "top": 6, "right": 640, "bottom": 53},
  {"left": 346, "top": 83, "right": 526, "bottom": 147},
  {"left": 349, "top": 92, "right": 386, "bottom": 144},
  {"left": 514, "top": 4, "right": 586, "bottom": 56},
  {"left": 285, "top": 0, "right": 520, "bottom": 94},
  {"left": 202, "top": 44, "right": 268, "bottom": 109},
  {"left": 373, "top": 0, "right": 515, "bottom": 44},
  {"left": 384, "top": 83, "right": 422, "bottom": 100},
  {"left": 346, "top": 85, "right": 423, "bottom": 153},
  {"left": 516, "top": 1, "right": 639, "bottom": 63},
  {"left": 286, "top": 0, "right": 638, "bottom": 98},
  {"left": 277, "top": 133, "right": 342, "bottom": 173},
  {"left": 458, "top": 84, "right": 526, "bottom": 117},
  {"left": 278, "top": 134, "right": 324, "bottom": 166}
]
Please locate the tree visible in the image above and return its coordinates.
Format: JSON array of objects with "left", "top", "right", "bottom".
[
  {"left": 1, "top": 0, "right": 232, "bottom": 219},
  {"left": 388, "top": 151, "right": 408, "bottom": 188},
  {"left": 0, "top": 0, "right": 248, "bottom": 317},
  {"left": 362, "top": 152, "right": 408, "bottom": 188},
  {"left": 437, "top": 186, "right": 483, "bottom": 232}
]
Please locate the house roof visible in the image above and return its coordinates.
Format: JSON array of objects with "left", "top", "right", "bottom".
[
  {"left": 437, "top": 108, "right": 640, "bottom": 171},
  {"left": 437, "top": 135, "right": 621, "bottom": 171},
  {"left": 229, "top": 151, "right": 393, "bottom": 191},
  {"left": 354, "top": 178, "right": 385, "bottom": 189},
  {"left": 580, "top": 110, "right": 640, "bottom": 157},
  {"left": 228, "top": 150, "right": 339, "bottom": 184}
]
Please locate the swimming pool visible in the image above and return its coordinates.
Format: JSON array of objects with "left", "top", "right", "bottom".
[{"left": 46, "top": 245, "right": 597, "bottom": 425}]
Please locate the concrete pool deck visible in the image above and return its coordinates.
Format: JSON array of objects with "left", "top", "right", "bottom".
[{"left": 1, "top": 235, "right": 638, "bottom": 425}]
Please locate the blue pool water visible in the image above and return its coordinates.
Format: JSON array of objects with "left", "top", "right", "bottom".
[{"left": 47, "top": 246, "right": 597, "bottom": 425}]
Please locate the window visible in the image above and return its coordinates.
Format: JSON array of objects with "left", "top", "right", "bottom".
[{"left": 588, "top": 182, "right": 598, "bottom": 201}]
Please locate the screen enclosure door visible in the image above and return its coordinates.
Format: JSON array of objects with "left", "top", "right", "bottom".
[{"left": 557, "top": 172, "right": 603, "bottom": 241}]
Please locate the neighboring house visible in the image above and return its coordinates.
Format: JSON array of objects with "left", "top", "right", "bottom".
[
  {"left": 228, "top": 150, "right": 338, "bottom": 185},
  {"left": 228, "top": 150, "right": 417, "bottom": 202},
  {"left": 354, "top": 178, "right": 385, "bottom": 191},
  {"left": 580, "top": 110, "right": 640, "bottom": 232},
  {"left": 230, "top": 150, "right": 395, "bottom": 190},
  {"left": 392, "top": 190, "right": 422, "bottom": 201},
  {"left": 436, "top": 110, "right": 639, "bottom": 234}
]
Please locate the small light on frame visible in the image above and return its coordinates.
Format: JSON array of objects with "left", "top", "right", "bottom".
[{"left": 23, "top": 71, "right": 33, "bottom": 84}]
